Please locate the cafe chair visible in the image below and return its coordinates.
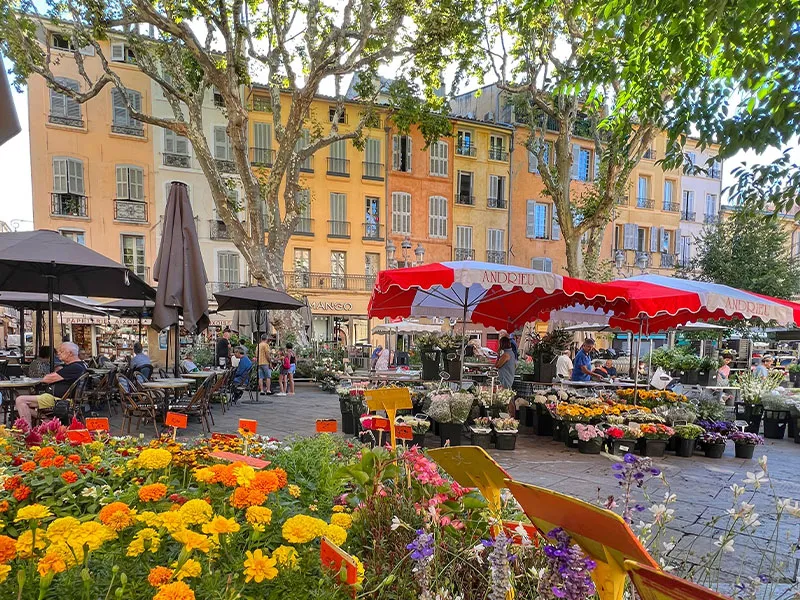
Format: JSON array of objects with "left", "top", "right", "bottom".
[
  {"left": 117, "top": 374, "right": 160, "bottom": 437},
  {"left": 35, "top": 372, "right": 91, "bottom": 427},
  {"left": 167, "top": 374, "right": 216, "bottom": 434}
]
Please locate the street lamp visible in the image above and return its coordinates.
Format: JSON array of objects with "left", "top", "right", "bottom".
[
  {"left": 400, "top": 236, "right": 412, "bottom": 267},
  {"left": 414, "top": 243, "right": 425, "bottom": 266},
  {"left": 614, "top": 250, "right": 625, "bottom": 271},
  {"left": 386, "top": 240, "right": 398, "bottom": 269},
  {"left": 637, "top": 251, "right": 650, "bottom": 272}
]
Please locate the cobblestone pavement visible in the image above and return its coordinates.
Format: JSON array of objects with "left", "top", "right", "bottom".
[{"left": 105, "top": 382, "right": 800, "bottom": 589}]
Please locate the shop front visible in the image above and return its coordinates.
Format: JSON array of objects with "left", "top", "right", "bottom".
[{"left": 307, "top": 296, "right": 375, "bottom": 348}]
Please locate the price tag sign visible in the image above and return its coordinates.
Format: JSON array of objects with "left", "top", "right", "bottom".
[
  {"left": 395, "top": 425, "right": 414, "bottom": 441},
  {"left": 209, "top": 451, "right": 271, "bottom": 469},
  {"left": 239, "top": 419, "right": 258, "bottom": 435},
  {"left": 165, "top": 412, "right": 188, "bottom": 428},
  {"left": 316, "top": 419, "right": 338, "bottom": 433},
  {"left": 370, "top": 417, "right": 391, "bottom": 431},
  {"left": 85, "top": 417, "right": 110, "bottom": 432},
  {"left": 66, "top": 429, "right": 92, "bottom": 444},
  {"left": 502, "top": 521, "right": 540, "bottom": 546},
  {"left": 211, "top": 432, "right": 238, "bottom": 441},
  {"left": 320, "top": 537, "right": 357, "bottom": 586}
]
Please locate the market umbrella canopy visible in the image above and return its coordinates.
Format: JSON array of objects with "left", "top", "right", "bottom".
[
  {"left": 0, "top": 230, "right": 154, "bottom": 299},
  {"left": 0, "top": 292, "right": 107, "bottom": 316},
  {"left": 151, "top": 182, "right": 210, "bottom": 334},
  {"left": 213, "top": 286, "right": 305, "bottom": 312},
  {"left": 372, "top": 320, "right": 443, "bottom": 334}
]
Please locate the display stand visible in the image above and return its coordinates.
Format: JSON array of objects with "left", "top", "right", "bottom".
[
  {"left": 364, "top": 387, "right": 413, "bottom": 449},
  {"left": 623, "top": 560, "right": 731, "bottom": 600}
]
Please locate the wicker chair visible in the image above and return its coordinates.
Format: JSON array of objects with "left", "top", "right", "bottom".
[
  {"left": 167, "top": 374, "right": 217, "bottom": 433},
  {"left": 117, "top": 374, "right": 161, "bottom": 437}
]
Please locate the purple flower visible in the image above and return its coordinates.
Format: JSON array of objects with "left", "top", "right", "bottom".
[
  {"left": 623, "top": 453, "right": 637, "bottom": 463},
  {"left": 538, "top": 528, "right": 597, "bottom": 600},
  {"left": 406, "top": 529, "right": 434, "bottom": 561}
]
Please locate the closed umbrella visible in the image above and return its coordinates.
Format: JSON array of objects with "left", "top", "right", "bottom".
[{"left": 152, "top": 182, "right": 210, "bottom": 376}]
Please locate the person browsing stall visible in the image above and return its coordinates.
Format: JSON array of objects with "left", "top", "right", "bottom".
[
  {"left": 754, "top": 355, "right": 773, "bottom": 378},
  {"left": 495, "top": 337, "right": 517, "bottom": 388},
  {"left": 216, "top": 328, "right": 232, "bottom": 367},
  {"left": 572, "top": 338, "right": 602, "bottom": 382},
  {"left": 556, "top": 349, "right": 573, "bottom": 380},
  {"left": 257, "top": 334, "right": 272, "bottom": 395}
]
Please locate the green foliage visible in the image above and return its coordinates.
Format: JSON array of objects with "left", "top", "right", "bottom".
[
  {"left": 413, "top": 332, "right": 442, "bottom": 353},
  {"left": 189, "top": 344, "right": 214, "bottom": 368},
  {"left": 529, "top": 328, "right": 572, "bottom": 362},
  {"left": 696, "top": 396, "right": 727, "bottom": 421},
  {"left": 647, "top": 346, "right": 696, "bottom": 372},
  {"left": 674, "top": 424, "right": 704, "bottom": 439}
]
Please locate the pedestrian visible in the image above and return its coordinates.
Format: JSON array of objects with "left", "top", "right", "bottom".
[
  {"left": 286, "top": 342, "right": 296, "bottom": 395},
  {"left": 257, "top": 333, "right": 272, "bottom": 395},
  {"left": 555, "top": 349, "right": 573, "bottom": 380},
  {"left": 130, "top": 342, "right": 151, "bottom": 370},
  {"left": 495, "top": 336, "right": 517, "bottom": 389},
  {"left": 181, "top": 352, "right": 199, "bottom": 373},
  {"left": 370, "top": 345, "right": 382, "bottom": 370},
  {"left": 572, "top": 338, "right": 602, "bottom": 382},
  {"left": 718, "top": 352, "right": 733, "bottom": 384},
  {"left": 216, "top": 327, "right": 232, "bottom": 368},
  {"left": 277, "top": 349, "right": 290, "bottom": 396},
  {"left": 754, "top": 355, "right": 773, "bottom": 378}
]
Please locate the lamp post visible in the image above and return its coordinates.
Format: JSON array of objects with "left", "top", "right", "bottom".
[
  {"left": 386, "top": 240, "right": 397, "bottom": 269},
  {"left": 414, "top": 243, "right": 425, "bottom": 266},
  {"left": 614, "top": 249, "right": 650, "bottom": 277}
]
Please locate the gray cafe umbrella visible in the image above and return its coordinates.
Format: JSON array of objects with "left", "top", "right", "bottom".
[{"left": 152, "top": 182, "right": 210, "bottom": 376}]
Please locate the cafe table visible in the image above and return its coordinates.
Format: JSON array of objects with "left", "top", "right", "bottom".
[{"left": 0, "top": 378, "right": 44, "bottom": 424}]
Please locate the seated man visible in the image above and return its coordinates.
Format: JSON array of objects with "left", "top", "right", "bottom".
[
  {"left": 15, "top": 342, "right": 87, "bottom": 426},
  {"left": 593, "top": 358, "right": 617, "bottom": 378},
  {"left": 181, "top": 352, "right": 199, "bottom": 373},
  {"left": 130, "top": 342, "right": 151, "bottom": 370},
  {"left": 231, "top": 346, "right": 253, "bottom": 401}
]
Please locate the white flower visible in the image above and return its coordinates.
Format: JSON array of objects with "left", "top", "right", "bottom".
[
  {"left": 649, "top": 504, "right": 675, "bottom": 524},
  {"left": 780, "top": 500, "right": 800, "bottom": 518},
  {"left": 470, "top": 542, "right": 485, "bottom": 564},
  {"left": 663, "top": 492, "right": 677, "bottom": 504},
  {"left": 743, "top": 471, "right": 769, "bottom": 489},
  {"left": 390, "top": 516, "right": 403, "bottom": 531},
  {"left": 758, "top": 454, "right": 768, "bottom": 472},
  {"left": 513, "top": 524, "right": 532, "bottom": 546},
  {"left": 714, "top": 535, "right": 735, "bottom": 553},
  {"left": 742, "top": 512, "right": 761, "bottom": 529},
  {"left": 81, "top": 486, "right": 98, "bottom": 498},
  {"left": 662, "top": 541, "right": 676, "bottom": 552},
  {"left": 730, "top": 484, "right": 745, "bottom": 498}
]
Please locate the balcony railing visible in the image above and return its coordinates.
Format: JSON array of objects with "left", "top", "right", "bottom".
[
  {"left": 284, "top": 271, "right": 375, "bottom": 292},
  {"left": 362, "top": 161, "right": 384, "bottom": 181},
  {"left": 163, "top": 152, "right": 191, "bottom": 168},
  {"left": 299, "top": 156, "right": 314, "bottom": 173},
  {"left": 636, "top": 197, "right": 654, "bottom": 209},
  {"left": 660, "top": 253, "right": 676, "bottom": 268},
  {"left": 615, "top": 197, "right": 628, "bottom": 206},
  {"left": 49, "top": 114, "right": 83, "bottom": 128},
  {"left": 209, "top": 219, "right": 231, "bottom": 240},
  {"left": 488, "top": 197, "right": 507, "bottom": 209},
  {"left": 206, "top": 281, "right": 243, "bottom": 300},
  {"left": 663, "top": 202, "right": 681, "bottom": 212},
  {"left": 215, "top": 158, "right": 237, "bottom": 174},
  {"left": 704, "top": 214, "right": 719, "bottom": 224},
  {"left": 454, "top": 248, "right": 475, "bottom": 261},
  {"left": 51, "top": 193, "right": 88, "bottom": 217},
  {"left": 456, "top": 145, "right": 477, "bottom": 157},
  {"left": 681, "top": 211, "right": 696, "bottom": 221},
  {"left": 111, "top": 123, "right": 144, "bottom": 137},
  {"left": 455, "top": 194, "right": 474, "bottom": 206},
  {"left": 293, "top": 218, "right": 314, "bottom": 236},
  {"left": 362, "top": 222, "right": 384, "bottom": 241},
  {"left": 114, "top": 199, "right": 147, "bottom": 223},
  {"left": 486, "top": 250, "right": 507, "bottom": 264},
  {"left": 250, "top": 147, "right": 275, "bottom": 168},
  {"left": 328, "top": 220, "right": 351, "bottom": 238},
  {"left": 327, "top": 157, "right": 350, "bottom": 176},
  {"left": 488, "top": 148, "right": 509, "bottom": 161}
]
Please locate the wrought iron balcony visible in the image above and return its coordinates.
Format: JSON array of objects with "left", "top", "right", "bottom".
[
  {"left": 51, "top": 193, "right": 88, "bottom": 218},
  {"left": 111, "top": 123, "right": 144, "bottom": 137},
  {"left": 209, "top": 219, "right": 231, "bottom": 240},
  {"left": 456, "top": 195, "right": 475, "bottom": 206},
  {"left": 660, "top": 253, "right": 676, "bottom": 268},
  {"left": 328, "top": 220, "right": 351, "bottom": 238},
  {"left": 215, "top": 158, "right": 237, "bottom": 174},
  {"left": 114, "top": 199, "right": 147, "bottom": 223},
  {"left": 454, "top": 248, "right": 475, "bottom": 261},
  {"left": 362, "top": 161, "right": 384, "bottom": 181},
  {"left": 250, "top": 147, "right": 275, "bottom": 168},
  {"left": 163, "top": 152, "right": 191, "bottom": 168},
  {"left": 615, "top": 197, "right": 628, "bottom": 206},
  {"left": 283, "top": 271, "right": 375, "bottom": 292},
  {"left": 636, "top": 197, "right": 654, "bottom": 209},
  {"left": 326, "top": 157, "right": 350, "bottom": 177},
  {"left": 681, "top": 211, "right": 696, "bottom": 221},
  {"left": 293, "top": 218, "right": 314, "bottom": 236},
  {"left": 486, "top": 250, "right": 507, "bottom": 264},
  {"left": 48, "top": 114, "right": 83, "bottom": 128},
  {"left": 456, "top": 145, "right": 477, "bottom": 157},
  {"left": 206, "top": 281, "right": 243, "bottom": 299},
  {"left": 488, "top": 148, "right": 509, "bottom": 161},
  {"left": 488, "top": 197, "right": 507, "bottom": 209},
  {"left": 362, "top": 222, "right": 384, "bottom": 241},
  {"left": 663, "top": 202, "right": 681, "bottom": 212},
  {"left": 704, "top": 214, "right": 719, "bottom": 224},
  {"left": 299, "top": 155, "right": 314, "bottom": 173}
]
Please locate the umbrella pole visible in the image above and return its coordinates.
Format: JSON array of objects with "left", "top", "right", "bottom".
[
  {"left": 174, "top": 323, "right": 180, "bottom": 378},
  {"left": 460, "top": 289, "right": 469, "bottom": 384},
  {"left": 35, "top": 310, "right": 41, "bottom": 355},
  {"left": 18, "top": 308, "right": 25, "bottom": 362},
  {"left": 632, "top": 318, "right": 643, "bottom": 402},
  {"left": 47, "top": 275, "right": 55, "bottom": 372}
]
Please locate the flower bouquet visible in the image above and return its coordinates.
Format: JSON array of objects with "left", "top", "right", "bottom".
[
  {"left": 700, "top": 431, "right": 727, "bottom": 459},
  {"left": 574, "top": 423, "right": 603, "bottom": 454},
  {"left": 425, "top": 391, "right": 475, "bottom": 446},
  {"left": 638, "top": 423, "right": 675, "bottom": 457},
  {"left": 730, "top": 430, "right": 764, "bottom": 459},
  {"left": 492, "top": 417, "right": 520, "bottom": 450},
  {"left": 470, "top": 416, "right": 493, "bottom": 448},
  {"left": 673, "top": 424, "right": 704, "bottom": 458}
]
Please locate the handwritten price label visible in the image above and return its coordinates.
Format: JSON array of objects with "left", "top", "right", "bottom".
[
  {"left": 320, "top": 537, "right": 357, "bottom": 585},
  {"left": 395, "top": 425, "right": 414, "bottom": 440},
  {"left": 211, "top": 432, "right": 238, "bottom": 441},
  {"left": 165, "top": 412, "right": 188, "bottom": 429},
  {"left": 370, "top": 417, "right": 391, "bottom": 431},
  {"left": 66, "top": 429, "right": 92, "bottom": 444},
  {"left": 238, "top": 419, "right": 258, "bottom": 435},
  {"left": 85, "top": 417, "right": 109, "bottom": 432},
  {"left": 316, "top": 419, "right": 338, "bottom": 433}
]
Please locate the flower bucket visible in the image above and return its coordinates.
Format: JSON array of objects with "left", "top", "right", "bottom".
[
  {"left": 763, "top": 409, "right": 789, "bottom": 439},
  {"left": 680, "top": 370, "right": 699, "bottom": 385},
  {"left": 495, "top": 432, "right": 517, "bottom": 451},
  {"left": 640, "top": 439, "right": 668, "bottom": 458},
  {"left": 535, "top": 404, "right": 554, "bottom": 437},
  {"left": 517, "top": 406, "right": 535, "bottom": 435},
  {"left": 734, "top": 402, "right": 763, "bottom": 434},
  {"left": 734, "top": 443, "right": 755, "bottom": 459},
  {"left": 704, "top": 443, "right": 726, "bottom": 459},
  {"left": 471, "top": 431, "right": 492, "bottom": 449},
  {"left": 697, "top": 370, "right": 718, "bottom": 386},
  {"left": 421, "top": 350, "right": 441, "bottom": 381},
  {"left": 412, "top": 433, "right": 427, "bottom": 448},
  {"left": 577, "top": 438, "right": 603, "bottom": 455},
  {"left": 341, "top": 411, "right": 355, "bottom": 436},
  {"left": 675, "top": 437, "right": 696, "bottom": 458},
  {"left": 610, "top": 439, "right": 637, "bottom": 456},
  {"left": 564, "top": 432, "right": 579, "bottom": 449},
  {"left": 552, "top": 419, "right": 564, "bottom": 442},
  {"left": 439, "top": 422, "right": 462, "bottom": 447},
  {"left": 444, "top": 357, "right": 462, "bottom": 381},
  {"left": 795, "top": 417, "right": 800, "bottom": 444},
  {"left": 788, "top": 418, "right": 796, "bottom": 439}
]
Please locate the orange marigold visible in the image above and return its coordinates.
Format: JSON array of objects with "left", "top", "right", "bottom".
[
  {"left": 13, "top": 485, "right": 31, "bottom": 502},
  {"left": 148, "top": 566, "right": 174, "bottom": 587},
  {"left": 229, "top": 486, "right": 266, "bottom": 509},
  {"left": 67, "top": 454, "right": 81, "bottom": 464},
  {"left": 250, "top": 471, "right": 279, "bottom": 494},
  {"left": 20, "top": 461, "right": 36, "bottom": 473},
  {"left": 34, "top": 447, "right": 56, "bottom": 461},
  {"left": 272, "top": 467, "right": 288, "bottom": 489},
  {"left": 53, "top": 456, "right": 66, "bottom": 468},
  {"left": 39, "top": 458, "right": 53, "bottom": 468},
  {"left": 210, "top": 464, "right": 238, "bottom": 487},
  {"left": 0, "top": 535, "right": 16, "bottom": 563},
  {"left": 61, "top": 471, "right": 78, "bottom": 484},
  {"left": 139, "top": 483, "right": 168, "bottom": 503},
  {"left": 98, "top": 502, "right": 135, "bottom": 531},
  {"left": 0, "top": 501, "right": 9, "bottom": 513},
  {"left": 3, "top": 476, "right": 21, "bottom": 491},
  {"left": 153, "top": 581, "right": 195, "bottom": 600}
]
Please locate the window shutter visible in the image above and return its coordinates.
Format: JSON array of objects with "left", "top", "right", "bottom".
[
  {"left": 253, "top": 122, "right": 270, "bottom": 150},
  {"left": 116, "top": 166, "right": 128, "bottom": 198},
  {"left": 489, "top": 175, "right": 498, "bottom": 202},
  {"left": 111, "top": 43, "right": 125, "bottom": 62},
  {"left": 129, "top": 91, "right": 141, "bottom": 128},
  {"left": 660, "top": 227, "right": 669, "bottom": 253},
  {"left": 391, "top": 136, "right": 399, "bottom": 170},
  {"left": 214, "top": 127, "right": 228, "bottom": 160},
  {"left": 528, "top": 150, "right": 538, "bottom": 174},
  {"left": 551, "top": 206, "right": 561, "bottom": 240},
  {"left": 649, "top": 226, "right": 659, "bottom": 252},
  {"left": 52, "top": 158, "right": 67, "bottom": 193},
  {"left": 593, "top": 152, "right": 601, "bottom": 181},
  {"left": 112, "top": 89, "right": 127, "bottom": 125},
  {"left": 50, "top": 87, "right": 65, "bottom": 116},
  {"left": 406, "top": 137, "right": 412, "bottom": 173},
  {"left": 176, "top": 134, "right": 189, "bottom": 156},
  {"left": 164, "top": 129, "right": 174, "bottom": 153},
  {"left": 526, "top": 200, "right": 536, "bottom": 238},
  {"left": 67, "top": 159, "right": 84, "bottom": 194},
  {"left": 570, "top": 144, "right": 580, "bottom": 179},
  {"left": 130, "top": 168, "right": 144, "bottom": 200},
  {"left": 623, "top": 223, "right": 636, "bottom": 250}
]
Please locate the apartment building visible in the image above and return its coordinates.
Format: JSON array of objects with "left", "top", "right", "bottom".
[{"left": 678, "top": 139, "right": 724, "bottom": 267}]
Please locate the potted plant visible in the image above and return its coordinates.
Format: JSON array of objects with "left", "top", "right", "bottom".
[
  {"left": 529, "top": 328, "right": 571, "bottom": 383},
  {"left": 424, "top": 390, "right": 474, "bottom": 446},
  {"left": 678, "top": 354, "right": 702, "bottom": 385},
  {"left": 439, "top": 334, "right": 466, "bottom": 380},
  {"left": 673, "top": 424, "right": 704, "bottom": 457},
  {"left": 397, "top": 415, "right": 431, "bottom": 447},
  {"left": 478, "top": 386, "right": 516, "bottom": 418},
  {"left": 470, "top": 417, "right": 493, "bottom": 449},
  {"left": 415, "top": 333, "right": 442, "bottom": 381},
  {"left": 532, "top": 392, "right": 557, "bottom": 436},
  {"left": 515, "top": 397, "right": 535, "bottom": 434},
  {"left": 575, "top": 423, "right": 604, "bottom": 454},
  {"left": 734, "top": 370, "right": 784, "bottom": 433},
  {"left": 336, "top": 386, "right": 366, "bottom": 436},
  {"left": 760, "top": 392, "right": 790, "bottom": 439},
  {"left": 729, "top": 430, "right": 764, "bottom": 459},
  {"left": 701, "top": 431, "right": 727, "bottom": 458},
  {"left": 697, "top": 356, "right": 719, "bottom": 386},
  {"left": 605, "top": 425, "right": 639, "bottom": 456},
  {"left": 516, "top": 359, "right": 537, "bottom": 383},
  {"left": 637, "top": 423, "right": 674, "bottom": 457},
  {"left": 493, "top": 417, "right": 520, "bottom": 450},
  {"left": 788, "top": 364, "right": 800, "bottom": 386}
]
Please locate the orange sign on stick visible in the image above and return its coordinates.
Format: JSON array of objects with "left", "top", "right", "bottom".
[
  {"left": 239, "top": 419, "right": 258, "bottom": 434},
  {"left": 316, "top": 419, "right": 338, "bottom": 433},
  {"left": 165, "top": 412, "right": 188, "bottom": 428},
  {"left": 395, "top": 425, "right": 414, "bottom": 441},
  {"left": 624, "top": 560, "right": 732, "bottom": 600},
  {"left": 66, "top": 429, "right": 92, "bottom": 444},
  {"left": 209, "top": 451, "right": 271, "bottom": 469},
  {"left": 85, "top": 417, "right": 109, "bottom": 432},
  {"left": 370, "top": 417, "right": 391, "bottom": 431},
  {"left": 320, "top": 537, "right": 358, "bottom": 586}
]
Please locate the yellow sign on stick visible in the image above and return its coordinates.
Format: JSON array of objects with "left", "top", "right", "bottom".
[
  {"left": 507, "top": 479, "right": 658, "bottom": 600},
  {"left": 427, "top": 446, "right": 510, "bottom": 515},
  {"left": 364, "top": 387, "right": 412, "bottom": 449},
  {"left": 624, "top": 560, "right": 732, "bottom": 600}
]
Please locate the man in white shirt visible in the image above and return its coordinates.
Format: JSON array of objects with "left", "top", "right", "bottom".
[{"left": 556, "top": 349, "right": 573, "bottom": 380}]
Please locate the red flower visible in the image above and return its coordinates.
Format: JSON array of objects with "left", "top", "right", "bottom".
[
  {"left": 168, "top": 494, "right": 187, "bottom": 505},
  {"left": 3, "top": 476, "right": 22, "bottom": 491},
  {"left": 61, "top": 471, "right": 79, "bottom": 484},
  {"left": 606, "top": 427, "right": 625, "bottom": 439},
  {"left": 13, "top": 485, "right": 31, "bottom": 501}
]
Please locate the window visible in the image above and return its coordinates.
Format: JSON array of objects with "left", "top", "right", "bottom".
[
  {"left": 792, "top": 231, "right": 800, "bottom": 257},
  {"left": 51, "top": 34, "right": 72, "bottom": 51},
  {"left": 457, "top": 171, "right": 474, "bottom": 204},
  {"left": 636, "top": 227, "right": 647, "bottom": 252},
  {"left": 686, "top": 152, "right": 696, "bottom": 166},
  {"left": 710, "top": 158, "right": 722, "bottom": 179},
  {"left": 252, "top": 122, "right": 272, "bottom": 165},
  {"left": 364, "top": 138, "right": 382, "bottom": 179},
  {"left": 164, "top": 129, "right": 189, "bottom": 155},
  {"left": 526, "top": 200, "right": 549, "bottom": 239},
  {"left": 551, "top": 207, "right": 561, "bottom": 240},
  {"left": 49, "top": 78, "right": 81, "bottom": 123},
  {"left": 329, "top": 139, "right": 348, "bottom": 175},
  {"left": 487, "top": 229, "right": 505, "bottom": 263},
  {"left": 365, "top": 197, "right": 380, "bottom": 237},
  {"left": 456, "top": 130, "right": 475, "bottom": 156},
  {"left": 60, "top": 229, "right": 85, "bottom": 245},
  {"left": 212, "top": 87, "right": 225, "bottom": 108},
  {"left": 111, "top": 42, "right": 135, "bottom": 63},
  {"left": 111, "top": 89, "right": 142, "bottom": 131},
  {"left": 488, "top": 175, "right": 506, "bottom": 208},
  {"left": 428, "top": 196, "right": 447, "bottom": 238},
  {"left": 328, "top": 106, "right": 347, "bottom": 124},
  {"left": 115, "top": 166, "right": 144, "bottom": 200},
  {"left": 392, "top": 192, "right": 411, "bottom": 235},
  {"left": 455, "top": 225, "right": 473, "bottom": 251},
  {"left": 528, "top": 141, "right": 552, "bottom": 173},
  {"left": 679, "top": 236, "right": 692, "bottom": 266},
  {"left": 531, "top": 257, "right": 553, "bottom": 272},
  {"left": 489, "top": 135, "right": 506, "bottom": 161},
  {"left": 121, "top": 235, "right": 146, "bottom": 278},
  {"left": 429, "top": 141, "right": 448, "bottom": 177},
  {"left": 331, "top": 251, "right": 346, "bottom": 289},
  {"left": 217, "top": 251, "right": 240, "bottom": 286},
  {"left": 574, "top": 147, "right": 591, "bottom": 181},
  {"left": 663, "top": 180, "right": 674, "bottom": 210},
  {"left": 293, "top": 249, "right": 310, "bottom": 287},
  {"left": 213, "top": 126, "right": 233, "bottom": 161},
  {"left": 296, "top": 129, "right": 312, "bottom": 171},
  {"left": 365, "top": 253, "right": 380, "bottom": 283},
  {"left": 52, "top": 157, "right": 85, "bottom": 195},
  {"left": 329, "top": 193, "right": 347, "bottom": 236},
  {"left": 682, "top": 190, "right": 695, "bottom": 219},
  {"left": 661, "top": 229, "right": 672, "bottom": 253},
  {"left": 637, "top": 176, "right": 650, "bottom": 206},
  {"left": 705, "top": 194, "right": 717, "bottom": 218},
  {"left": 392, "top": 135, "right": 412, "bottom": 172}
]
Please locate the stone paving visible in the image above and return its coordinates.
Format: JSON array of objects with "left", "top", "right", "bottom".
[{"left": 104, "top": 381, "right": 800, "bottom": 589}]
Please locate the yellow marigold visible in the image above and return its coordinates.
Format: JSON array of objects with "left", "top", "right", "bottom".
[
  {"left": 271, "top": 545, "right": 298, "bottom": 568},
  {"left": 139, "top": 483, "right": 168, "bottom": 503},
  {"left": 201, "top": 515, "right": 240, "bottom": 536},
  {"left": 37, "top": 551, "right": 67, "bottom": 577},
  {"left": 45, "top": 517, "right": 80, "bottom": 545},
  {"left": 192, "top": 468, "right": 215, "bottom": 484},
  {"left": 243, "top": 549, "right": 278, "bottom": 583},
  {"left": 331, "top": 505, "right": 345, "bottom": 513},
  {"left": 157, "top": 511, "right": 185, "bottom": 534},
  {"left": 0, "top": 564, "right": 10, "bottom": 583},
  {"left": 324, "top": 524, "right": 347, "bottom": 546},
  {"left": 14, "top": 503, "right": 53, "bottom": 523},
  {"left": 172, "top": 530, "right": 213, "bottom": 554},
  {"left": 127, "top": 528, "right": 161, "bottom": 557},
  {"left": 287, "top": 484, "right": 301, "bottom": 498},
  {"left": 48, "top": 541, "right": 83, "bottom": 567},
  {"left": 71, "top": 522, "right": 117, "bottom": 551},
  {"left": 148, "top": 566, "right": 174, "bottom": 587},
  {"left": 136, "top": 448, "right": 172, "bottom": 470},
  {"left": 233, "top": 464, "right": 256, "bottom": 487},
  {"left": 178, "top": 499, "right": 212, "bottom": 525},
  {"left": 137, "top": 511, "right": 162, "bottom": 528},
  {"left": 281, "top": 514, "right": 327, "bottom": 544},
  {"left": 172, "top": 558, "right": 201, "bottom": 581},
  {"left": 244, "top": 506, "right": 272, "bottom": 525},
  {"left": 15, "top": 530, "right": 46, "bottom": 558},
  {"left": 98, "top": 502, "right": 136, "bottom": 532},
  {"left": 330, "top": 513, "right": 353, "bottom": 530},
  {"left": 351, "top": 556, "right": 365, "bottom": 586}
]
